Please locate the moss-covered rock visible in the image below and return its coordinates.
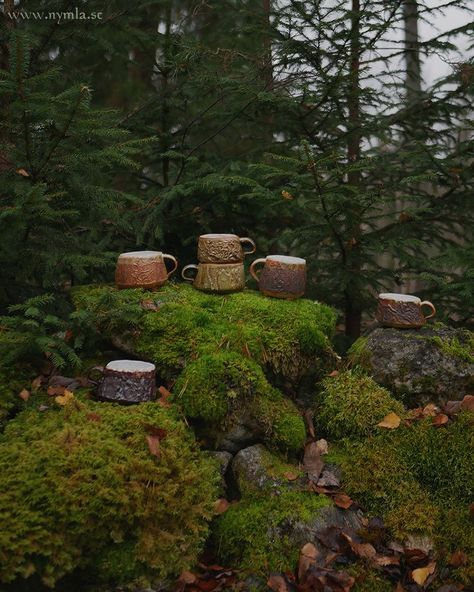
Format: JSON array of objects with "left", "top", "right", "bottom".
[
  {"left": 213, "top": 491, "right": 365, "bottom": 575},
  {"left": 0, "top": 396, "right": 219, "bottom": 588},
  {"left": 72, "top": 284, "right": 336, "bottom": 452},
  {"left": 349, "top": 325, "right": 474, "bottom": 406},
  {"left": 330, "top": 411, "right": 474, "bottom": 586},
  {"left": 316, "top": 370, "right": 405, "bottom": 439}
]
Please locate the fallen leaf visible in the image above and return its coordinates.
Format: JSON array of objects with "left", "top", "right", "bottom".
[
  {"left": 18, "top": 389, "right": 30, "bottom": 402},
  {"left": 333, "top": 493, "right": 354, "bottom": 509},
  {"left": 304, "top": 441, "right": 324, "bottom": 481},
  {"left": 412, "top": 562, "right": 436, "bottom": 586},
  {"left": 298, "top": 542, "right": 319, "bottom": 582},
  {"left": 422, "top": 403, "right": 440, "bottom": 417},
  {"left": 141, "top": 299, "right": 161, "bottom": 311},
  {"left": 143, "top": 423, "right": 168, "bottom": 439},
  {"left": 31, "top": 376, "right": 43, "bottom": 391},
  {"left": 377, "top": 412, "right": 401, "bottom": 429},
  {"left": 87, "top": 412, "right": 101, "bottom": 423},
  {"left": 284, "top": 471, "right": 299, "bottom": 481},
  {"left": 267, "top": 574, "right": 290, "bottom": 592},
  {"left": 449, "top": 550, "right": 468, "bottom": 567},
  {"left": 146, "top": 434, "right": 161, "bottom": 458},
  {"left": 328, "top": 370, "right": 339, "bottom": 377},
  {"left": 214, "top": 498, "right": 230, "bottom": 514},
  {"left": 158, "top": 385, "right": 171, "bottom": 399},
  {"left": 443, "top": 400, "right": 462, "bottom": 416},
  {"left": 47, "top": 384, "right": 66, "bottom": 396},
  {"left": 179, "top": 570, "right": 197, "bottom": 584},
  {"left": 16, "top": 167, "right": 30, "bottom": 177},
  {"left": 432, "top": 414, "right": 449, "bottom": 427},
  {"left": 55, "top": 390, "right": 74, "bottom": 406},
  {"left": 373, "top": 555, "right": 400, "bottom": 567},
  {"left": 460, "top": 395, "right": 474, "bottom": 412}
]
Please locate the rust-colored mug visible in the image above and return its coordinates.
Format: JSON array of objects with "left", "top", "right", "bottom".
[
  {"left": 94, "top": 360, "right": 156, "bottom": 403},
  {"left": 115, "top": 250, "right": 178, "bottom": 290},
  {"left": 376, "top": 293, "right": 436, "bottom": 329},
  {"left": 250, "top": 255, "right": 306, "bottom": 300},
  {"left": 182, "top": 262, "right": 245, "bottom": 293},
  {"left": 197, "top": 233, "right": 256, "bottom": 263}
]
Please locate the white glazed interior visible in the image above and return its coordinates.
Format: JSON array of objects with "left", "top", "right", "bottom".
[
  {"left": 106, "top": 360, "right": 156, "bottom": 372},
  {"left": 200, "top": 233, "right": 237, "bottom": 239},
  {"left": 267, "top": 255, "right": 306, "bottom": 264},
  {"left": 379, "top": 292, "right": 420, "bottom": 303},
  {"left": 118, "top": 250, "right": 162, "bottom": 259}
]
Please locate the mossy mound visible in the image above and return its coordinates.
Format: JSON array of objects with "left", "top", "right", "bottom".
[
  {"left": 72, "top": 283, "right": 336, "bottom": 383},
  {"left": 0, "top": 396, "right": 219, "bottom": 588},
  {"left": 331, "top": 411, "right": 474, "bottom": 585},
  {"left": 0, "top": 365, "right": 32, "bottom": 430},
  {"left": 72, "top": 284, "right": 337, "bottom": 452},
  {"left": 316, "top": 370, "right": 405, "bottom": 439},
  {"left": 214, "top": 491, "right": 332, "bottom": 574}
]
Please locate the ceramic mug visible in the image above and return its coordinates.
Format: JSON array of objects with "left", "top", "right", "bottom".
[
  {"left": 93, "top": 360, "right": 156, "bottom": 403},
  {"left": 376, "top": 293, "right": 436, "bottom": 328},
  {"left": 182, "top": 262, "right": 245, "bottom": 293},
  {"left": 115, "top": 250, "right": 178, "bottom": 290},
  {"left": 197, "top": 233, "right": 256, "bottom": 263},
  {"left": 250, "top": 255, "right": 306, "bottom": 300}
]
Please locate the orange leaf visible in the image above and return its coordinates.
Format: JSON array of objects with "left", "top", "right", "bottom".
[
  {"left": 214, "top": 498, "right": 230, "bottom": 514},
  {"left": 55, "top": 390, "right": 74, "bottom": 406},
  {"left": 18, "top": 389, "right": 30, "bottom": 402},
  {"left": 432, "top": 413, "right": 449, "bottom": 427},
  {"left": 449, "top": 551, "right": 468, "bottom": 567},
  {"left": 333, "top": 493, "right": 354, "bottom": 509},
  {"left": 377, "top": 412, "right": 401, "bottom": 429},
  {"left": 412, "top": 562, "right": 436, "bottom": 586}
]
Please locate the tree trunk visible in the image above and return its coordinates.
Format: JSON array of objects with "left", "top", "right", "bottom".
[
  {"left": 262, "top": 0, "right": 274, "bottom": 145},
  {"left": 345, "top": 0, "right": 362, "bottom": 339},
  {"left": 403, "top": 0, "right": 421, "bottom": 104}
]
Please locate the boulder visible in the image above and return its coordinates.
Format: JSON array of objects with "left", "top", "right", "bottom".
[{"left": 349, "top": 325, "right": 474, "bottom": 405}]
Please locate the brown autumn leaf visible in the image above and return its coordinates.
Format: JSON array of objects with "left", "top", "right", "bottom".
[
  {"left": 47, "top": 384, "right": 66, "bottom": 396},
  {"left": 432, "top": 413, "right": 449, "bottom": 427},
  {"left": 373, "top": 555, "right": 400, "bottom": 567},
  {"left": 303, "top": 441, "right": 324, "bottom": 481},
  {"left": 284, "top": 471, "right": 299, "bottom": 481},
  {"left": 16, "top": 168, "right": 30, "bottom": 177},
  {"left": 158, "top": 385, "right": 171, "bottom": 399},
  {"left": 460, "top": 395, "right": 474, "bottom": 412},
  {"left": 422, "top": 403, "right": 439, "bottom": 417},
  {"left": 87, "top": 412, "right": 102, "bottom": 423},
  {"left": 449, "top": 550, "right": 468, "bottom": 567},
  {"left": 298, "top": 542, "right": 320, "bottom": 582},
  {"left": 55, "top": 390, "right": 74, "bottom": 406},
  {"left": 31, "top": 376, "right": 43, "bottom": 391},
  {"left": 377, "top": 412, "right": 401, "bottom": 429},
  {"left": 412, "top": 562, "right": 436, "bottom": 586},
  {"left": 18, "top": 389, "right": 30, "bottom": 402},
  {"left": 267, "top": 574, "right": 290, "bottom": 592},
  {"left": 328, "top": 370, "right": 339, "bottom": 377},
  {"left": 333, "top": 493, "right": 354, "bottom": 510},
  {"left": 179, "top": 570, "right": 197, "bottom": 585},
  {"left": 214, "top": 498, "right": 230, "bottom": 514},
  {"left": 143, "top": 424, "right": 168, "bottom": 439},
  {"left": 146, "top": 434, "right": 161, "bottom": 458}
]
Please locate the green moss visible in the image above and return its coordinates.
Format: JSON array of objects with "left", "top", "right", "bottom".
[
  {"left": 316, "top": 370, "right": 405, "bottom": 439},
  {"left": 214, "top": 492, "right": 331, "bottom": 574},
  {"left": 347, "top": 336, "right": 371, "bottom": 369},
  {"left": 0, "top": 365, "right": 34, "bottom": 430},
  {"left": 430, "top": 333, "right": 474, "bottom": 364},
  {"left": 348, "top": 565, "right": 393, "bottom": 592},
  {"left": 437, "top": 504, "right": 474, "bottom": 586},
  {"left": 0, "top": 398, "right": 219, "bottom": 588}
]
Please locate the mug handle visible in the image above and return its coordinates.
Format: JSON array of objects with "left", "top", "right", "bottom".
[
  {"left": 162, "top": 254, "right": 178, "bottom": 278},
  {"left": 181, "top": 264, "right": 199, "bottom": 283},
  {"left": 421, "top": 301, "right": 436, "bottom": 320},
  {"left": 240, "top": 237, "right": 256, "bottom": 256},
  {"left": 249, "top": 258, "right": 266, "bottom": 283}
]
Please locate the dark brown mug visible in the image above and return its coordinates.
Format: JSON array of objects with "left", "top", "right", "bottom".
[
  {"left": 376, "top": 293, "right": 436, "bottom": 329},
  {"left": 182, "top": 262, "right": 245, "bottom": 293},
  {"left": 115, "top": 250, "right": 178, "bottom": 290},
  {"left": 250, "top": 255, "right": 306, "bottom": 300},
  {"left": 197, "top": 233, "right": 256, "bottom": 263},
  {"left": 94, "top": 360, "right": 156, "bottom": 404}
]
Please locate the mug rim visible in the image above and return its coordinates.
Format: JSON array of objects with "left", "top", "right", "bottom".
[
  {"left": 118, "top": 250, "right": 162, "bottom": 259},
  {"left": 200, "top": 233, "right": 238, "bottom": 239},
  {"left": 267, "top": 254, "right": 306, "bottom": 264},
  {"left": 106, "top": 360, "right": 156, "bottom": 372},
  {"left": 194, "top": 262, "right": 243, "bottom": 268},
  {"left": 379, "top": 292, "right": 420, "bottom": 303}
]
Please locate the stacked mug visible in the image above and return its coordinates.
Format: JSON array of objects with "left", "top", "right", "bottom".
[{"left": 182, "top": 234, "right": 256, "bottom": 293}]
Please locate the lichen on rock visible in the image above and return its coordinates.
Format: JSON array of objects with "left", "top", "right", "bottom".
[
  {"left": 0, "top": 396, "right": 219, "bottom": 588},
  {"left": 349, "top": 325, "right": 474, "bottom": 406}
]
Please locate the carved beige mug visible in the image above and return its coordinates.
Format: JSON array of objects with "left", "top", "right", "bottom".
[
  {"left": 197, "top": 233, "right": 256, "bottom": 263},
  {"left": 182, "top": 262, "right": 245, "bottom": 293},
  {"left": 115, "top": 250, "right": 178, "bottom": 290},
  {"left": 376, "top": 293, "right": 436, "bottom": 329}
]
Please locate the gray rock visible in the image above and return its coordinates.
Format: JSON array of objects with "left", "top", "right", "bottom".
[
  {"left": 351, "top": 325, "right": 474, "bottom": 405},
  {"left": 207, "top": 451, "right": 233, "bottom": 477},
  {"left": 232, "top": 444, "right": 303, "bottom": 495}
]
